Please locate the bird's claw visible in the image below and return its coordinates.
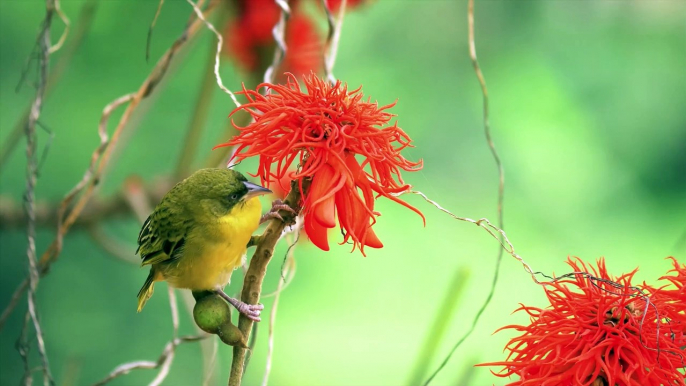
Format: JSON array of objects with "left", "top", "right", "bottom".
[
  {"left": 216, "top": 290, "right": 265, "bottom": 322},
  {"left": 260, "top": 199, "right": 297, "bottom": 224},
  {"left": 236, "top": 302, "right": 264, "bottom": 322}
]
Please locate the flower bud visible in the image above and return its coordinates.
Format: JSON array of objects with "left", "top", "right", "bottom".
[
  {"left": 193, "top": 293, "right": 232, "bottom": 334},
  {"left": 218, "top": 321, "right": 248, "bottom": 348}
]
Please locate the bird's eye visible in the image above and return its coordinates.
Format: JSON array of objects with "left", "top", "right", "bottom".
[{"left": 230, "top": 193, "right": 239, "bottom": 200}]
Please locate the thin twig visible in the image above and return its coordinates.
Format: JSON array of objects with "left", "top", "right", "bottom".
[
  {"left": 263, "top": 0, "right": 291, "bottom": 86},
  {"left": 228, "top": 181, "right": 304, "bottom": 386},
  {"left": 87, "top": 225, "right": 138, "bottom": 265},
  {"left": 261, "top": 235, "right": 296, "bottom": 386},
  {"left": 122, "top": 176, "right": 154, "bottom": 223},
  {"left": 146, "top": 0, "right": 165, "bottom": 62},
  {"left": 185, "top": 0, "right": 241, "bottom": 107},
  {"left": 423, "top": 0, "right": 506, "bottom": 383},
  {"left": 147, "top": 286, "right": 180, "bottom": 386},
  {"left": 406, "top": 190, "right": 535, "bottom": 282},
  {"left": 48, "top": 0, "right": 70, "bottom": 54},
  {"left": 90, "top": 334, "right": 209, "bottom": 386},
  {"left": 0, "top": 0, "right": 220, "bottom": 329},
  {"left": 175, "top": 1, "right": 232, "bottom": 178},
  {"left": 320, "top": 0, "right": 346, "bottom": 84},
  {"left": 202, "top": 336, "right": 219, "bottom": 386},
  {"left": 242, "top": 323, "right": 259, "bottom": 372},
  {"left": 0, "top": 176, "right": 173, "bottom": 231},
  {"left": 1, "top": 0, "right": 96, "bottom": 174},
  {"left": 24, "top": 2, "right": 58, "bottom": 385},
  {"left": 17, "top": 311, "right": 32, "bottom": 386}
]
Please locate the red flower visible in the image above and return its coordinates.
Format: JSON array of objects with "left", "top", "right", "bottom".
[
  {"left": 479, "top": 257, "right": 686, "bottom": 386},
  {"left": 215, "top": 73, "right": 423, "bottom": 254},
  {"left": 224, "top": 0, "right": 366, "bottom": 75},
  {"left": 651, "top": 257, "right": 686, "bottom": 349},
  {"left": 224, "top": 0, "right": 281, "bottom": 71},
  {"left": 325, "top": 0, "right": 366, "bottom": 12}
]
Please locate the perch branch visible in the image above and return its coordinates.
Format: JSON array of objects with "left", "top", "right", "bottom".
[
  {"left": 261, "top": 234, "right": 297, "bottom": 386},
  {"left": 228, "top": 181, "right": 304, "bottom": 386},
  {"left": 0, "top": 0, "right": 220, "bottom": 330}
]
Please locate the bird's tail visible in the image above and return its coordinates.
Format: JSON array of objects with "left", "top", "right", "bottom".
[{"left": 137, "top": 271, "right": 155, "bottom": 312}]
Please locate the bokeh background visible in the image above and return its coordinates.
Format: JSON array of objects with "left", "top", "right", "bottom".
[{"left": 1, "top": 1, "right": 685, "bottom": 385}]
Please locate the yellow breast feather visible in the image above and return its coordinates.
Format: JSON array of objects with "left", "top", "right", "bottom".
[{"left": 159, "top": 197, "right": 262, "bottom": 290}]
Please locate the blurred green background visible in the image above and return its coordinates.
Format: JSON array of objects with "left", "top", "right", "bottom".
[{"left": 1, "top": 1, "right": 685, "bottom": 385}]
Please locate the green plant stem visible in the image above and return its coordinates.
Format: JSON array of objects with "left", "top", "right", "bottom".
[
  {"left": 406, "top": 267, "right": 469, "bottom": 385},
  {"left": 228, "top": 181, "right": 304, "bottom": 386}
]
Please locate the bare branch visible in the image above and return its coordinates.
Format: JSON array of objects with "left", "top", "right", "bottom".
[
  {"left": 263, "top": 0, "right": 291, "bottom": 85},
  {"left": 0, "top": 177, "right": 173, "bottom": 231},
  {"left": 0, "top": 0, "right": 220, "bottom": 328},
  {"left": 87, "top": 226, "right": 138, "bottom": 265},
  {"left": 0, "top": 0, "right": 97, "bottom": 174},
  {"left": 320, "top": 0, "right": 346, "bottom": 84},
  {"left": 48, "top": 0, "right": 70, "bottom": 54},
  {"left": 23, "top": 1, "right": 60, "bottom": 384},
  {"left": 186, "top": 0, "right": 241, "bottom": 107},
  {"left": 146, "top": 0, "right": 165, "bottom": 62},
  {"left": 91, "top": 334, "right": 209, "bottom": 386},
  {"left": 147, "top": 287, "right": 181, "bottom": 386}
]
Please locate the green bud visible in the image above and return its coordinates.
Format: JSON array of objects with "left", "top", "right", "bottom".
[
  {"left": 218, "top": 320, "right": 248, "bottom": 348},
  {"left": 193, "top": 294, "right": 232, "bottom": 334}
]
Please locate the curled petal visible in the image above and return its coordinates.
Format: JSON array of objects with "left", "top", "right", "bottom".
[{"left": 220, "top": 73, "right": 423, "bottom": 254}]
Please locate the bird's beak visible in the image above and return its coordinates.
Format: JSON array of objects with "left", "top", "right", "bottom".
[{"left": 242, "top": 181, "right": 272, "bottom": 200}]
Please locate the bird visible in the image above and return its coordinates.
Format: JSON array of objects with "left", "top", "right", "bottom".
[{"left": 136, "top": 168, "right": 280, "bottom": 321}]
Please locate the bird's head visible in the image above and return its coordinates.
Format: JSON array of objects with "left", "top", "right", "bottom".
[{"left": 179, "top": 168, "right": 272, "bottom": 220}]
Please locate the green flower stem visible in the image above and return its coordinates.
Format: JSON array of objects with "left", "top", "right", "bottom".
[{"left": 406, "top": 267, "right": 470, "bottom": 385}]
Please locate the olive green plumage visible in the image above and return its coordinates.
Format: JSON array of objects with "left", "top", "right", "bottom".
[{"left": 136, "top": 168, "right": 266, "bottom": 312}]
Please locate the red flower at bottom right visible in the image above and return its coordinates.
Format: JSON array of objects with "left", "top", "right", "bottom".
[{"left": 480, "top": 257, "right": 686, "bottom": 386}]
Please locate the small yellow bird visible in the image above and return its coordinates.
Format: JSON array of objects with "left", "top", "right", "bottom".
[{"left": 136, "top": 168, "right": 275, "bottom": 321}]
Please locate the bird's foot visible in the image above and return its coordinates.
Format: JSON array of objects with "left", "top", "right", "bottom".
[
  {"left": 260, "top": 199, "right": 297, "bottom": 225},
  {"left": 216, "top": 290, "right": 264, "bottom": 322}
]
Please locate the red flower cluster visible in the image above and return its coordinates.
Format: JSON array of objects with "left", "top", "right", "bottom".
[
  {"left": 216, "top": 73, "right": 424, "bottom": 254},
  {"left": 480, "top": 257, "right": 686, "bottom": 386},
  {"left": 224, "top": 0, "right": 366, "bottom": 77}
]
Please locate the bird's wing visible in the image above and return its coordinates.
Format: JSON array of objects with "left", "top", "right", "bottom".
[{"left": 137, "top": 207, "right": 189, "bottom": 266}]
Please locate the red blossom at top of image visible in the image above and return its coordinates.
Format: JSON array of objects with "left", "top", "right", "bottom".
[
  {"left": 223, "top": 0, "right": 367, "bottom": 76},
  {"left": 479, "top": 257, "right": 686, "bottom": 386},
  {"left": 215, "top": 73, "right": 424, "bottom": 254}
]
